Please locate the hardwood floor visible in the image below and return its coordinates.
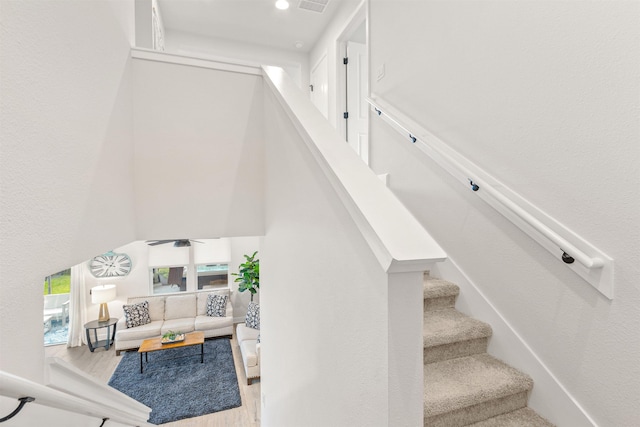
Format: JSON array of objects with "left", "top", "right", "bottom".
[{"left": 45, "top": 325, "right": 260, "bottom": 426}]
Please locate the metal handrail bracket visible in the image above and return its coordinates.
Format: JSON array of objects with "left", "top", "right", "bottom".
[{"left": 366, "top": 95, "right": 614, "bottom": 299}]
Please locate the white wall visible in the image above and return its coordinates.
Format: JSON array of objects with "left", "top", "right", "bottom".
[
  {"left": 83, "top": 242, "right": 151, "bottom": 324},
  {"left": 0, "top": 0, "right": 136, "bottom": 381},
  {"left": 368, "top": 1, "right": 640, "bottom": 426},
  {"left": 165, "top": 30, "right": 309, "bottom": 90},
  {"left": 309, "top": 0, "right": 363, "bottom": 129},
  {"left": 261, "top": 86, "right": 390, "bottom": 426},
  {"left": 132, "top": 58, "right": 265, "bottom": 239},
  {"left": 135, "top": 0, "right": 153, "bottom": 48}
]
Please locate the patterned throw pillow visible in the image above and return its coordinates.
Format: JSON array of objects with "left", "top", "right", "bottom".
[
  {"left": 206, "top": 293, "right": 228, "bottom": 317},
  {"left": 123, "top": 301, "right": 151, "bottom": 328},
  {"left": 245, "top": 301, "right": 260, "bottom": 330}
]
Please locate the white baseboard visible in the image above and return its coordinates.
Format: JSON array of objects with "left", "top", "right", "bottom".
[{"left": 431, "top": 258, "right": 597, "bottom": 427}]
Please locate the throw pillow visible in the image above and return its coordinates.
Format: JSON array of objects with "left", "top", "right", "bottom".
[
  {"left": 123, "top": 301, "right": 151, "bottom": 328},
  {"left": 206, "top": 293, "right": 228, "bottom": 317},
  {"left": 245, "top": 301, "right": 260, "bottom": 330}
]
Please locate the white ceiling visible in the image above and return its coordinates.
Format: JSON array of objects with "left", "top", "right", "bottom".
[{"left": 158, "top": 0, "right": 353, "bottom": 52}]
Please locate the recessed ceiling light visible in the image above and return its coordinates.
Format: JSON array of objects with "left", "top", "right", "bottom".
[
  {"left": 275, "top": 0, "right": 289, "bottom": 10},
  {"left": 294, "top": 41, "right": 304, "bottom": 49}
]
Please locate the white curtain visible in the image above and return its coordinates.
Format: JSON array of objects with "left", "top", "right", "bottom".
[{"left": 67, "top": 262, "right": 88, "bottom": 347}]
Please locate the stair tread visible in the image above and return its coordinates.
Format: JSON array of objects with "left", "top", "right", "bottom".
[
  {"left": 424, "top": 308, "right": 492, "bottom": 348},
  {"left": 467, "top": 407, "right": 555, "bottom": 427},
  {"left": 424, "top": 353, "right": 533, "bottom": 418},
  {"left": 424, "top": 277, "right": 460, "bottom": 300}
]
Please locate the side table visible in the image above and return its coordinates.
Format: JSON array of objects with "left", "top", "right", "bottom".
[{"left": 84, "top": 318, "right": 118, "bottom": 352}]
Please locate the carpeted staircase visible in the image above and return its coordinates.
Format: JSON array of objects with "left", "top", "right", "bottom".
[{"left": 423, "top": 274, "right": 555, "bottom": 427}]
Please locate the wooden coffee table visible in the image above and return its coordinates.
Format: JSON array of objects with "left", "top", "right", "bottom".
[{"left": 138, "top": 331, "right": 205, "bottom": 373}]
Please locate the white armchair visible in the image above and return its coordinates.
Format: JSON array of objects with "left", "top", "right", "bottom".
[
  {"left": 237, "top": 323, "right": 260, "bottom": 385},
  {"left": 43, "top": 293, "right": 70, "bottom": 327}
]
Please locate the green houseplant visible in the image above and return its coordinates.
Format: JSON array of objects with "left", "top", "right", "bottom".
[{"left": 232, "top": 251, "right": 259, "bottom": 302}]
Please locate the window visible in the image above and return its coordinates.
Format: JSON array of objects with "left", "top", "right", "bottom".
[
  {"left": 151, "top": 266, "right": 187, "bottom": 294},
  {"left": 44, "top": 268, "right": 70, "bottom": 295},
  {"left": 148, "top": 238, "right": 230, "bottom": 293},
  {"left": 43, "top": 268, "right": 71, "bottom": 345},
  {"left": 197, "top": 264, "right": 229, "bottom": 290}
]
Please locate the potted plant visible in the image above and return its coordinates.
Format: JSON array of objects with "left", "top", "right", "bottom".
[
  {"left": 232, "top": 251, "right": 259, "bottom": 302},
  {"left": 161, "top": 330, "right": 184, "bottom": 343},
  {"left": 163, "top": 330, "right": 177, "bottom": 341}
]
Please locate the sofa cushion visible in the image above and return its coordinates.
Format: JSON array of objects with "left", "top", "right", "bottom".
[
  {"left": 245, "top": 302, "right": 260, "bottom": 329},
  {"left": 195, "top": 315, "right": 232, "bottom": 332},
  {"left": 206, "top": 294, "right": 228, "bottom": 317},
  {"left": 197, "top": 289, "right": 231, "bottom": 316},
  {"left": 128, "top": 296, "right": 164, "bottom": 321},
  {"left": 161, "top": 318, "right": 195, "bottom": 335},
  {"left": 116, "top": 320, "right": 163, "bottom": 341},
  {"left": 123, "top": 301, "right": 151, "bottom": 328},
  {"left": 237, "top": 323, "right": 260, "bottom": 343},
  {"left": 165, "top": 294, "right": 196, "bottom": 320},
  {"left": 240, "top": 339, "right": 259, "bottom": 368}
]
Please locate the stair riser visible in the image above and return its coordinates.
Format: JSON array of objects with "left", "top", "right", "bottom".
[
  {"left": 424, "top": 391, "right": 530, "bottom": 427},
  {"left": 424, "top": 337, "right": 489, "bottom": 364},
  {"left": 467, "top": 408, "right": 555, "bottom": 427},
  {"left": 424, "top": 295, "right": 457, "bottom": 312}
]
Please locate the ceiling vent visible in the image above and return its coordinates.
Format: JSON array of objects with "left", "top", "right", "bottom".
[{"left": 298, "top": 0, "right": 329, "bottom": 13}]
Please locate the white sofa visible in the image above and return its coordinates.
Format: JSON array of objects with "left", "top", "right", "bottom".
[
  {"left": 115, "top": 289, "right": 233, "bottom": 355},
  {"left": 236, "top": 323, "right": 260, "bottom": 385}
]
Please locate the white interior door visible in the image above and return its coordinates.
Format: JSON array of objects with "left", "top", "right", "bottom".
[
  {"left": 310, "top": 54, "right": 329, "bottom": 119},
  {"left": 346, "top": 41, "right": 369, "bottom": 164}
]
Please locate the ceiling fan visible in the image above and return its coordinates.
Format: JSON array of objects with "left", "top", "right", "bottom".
[{"left": 146, "top": 239, "right": 203, "bottom": 247}]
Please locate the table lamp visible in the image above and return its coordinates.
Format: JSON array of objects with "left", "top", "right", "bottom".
[{"left": 91, "top": 284, "right": 117, "bottom": 322}]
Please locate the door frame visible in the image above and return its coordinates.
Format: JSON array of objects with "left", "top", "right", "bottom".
[{"left": 336, "top": 0, "right": 368, "bottom": 145}]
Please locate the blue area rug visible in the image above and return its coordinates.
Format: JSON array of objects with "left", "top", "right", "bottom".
[
  {"left": 108, "top": 338, "right": 241, "bottom": 424},
  {"left": 44, "top": 320, "right": 68, "bottom": 346}
]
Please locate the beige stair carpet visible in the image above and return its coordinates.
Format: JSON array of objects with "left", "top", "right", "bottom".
[
  {"left": 423, "top": 308, "right": 492, "bottom": 364},
  {"left": 468, "top": 407, "right": 555, "bottom": 427},
  {"left": 423, "top": 275, "right": 555, "bottom": 427}
]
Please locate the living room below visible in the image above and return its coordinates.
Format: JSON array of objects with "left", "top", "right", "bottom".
[
  {"left": 39, "top": 235, "right": 263, "bottom": 425},
  {"left": 82, "top": 236, "right": 260, "bottom": 327},
  {"left": 43, "top": 236, "right": 260, "bottom": 349}
]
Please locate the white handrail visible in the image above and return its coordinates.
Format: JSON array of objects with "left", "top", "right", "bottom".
[
  {"left": 477, "top": 182, "right": 603, "bottom": 269},
  {"left": 0, "top": 370, "right": 151, "bottom": 426},
  {"left": 131, "top": 47, "right": 262, "bottom": 76},
  {"left": 367, "top": 95, "right": 614, "bottom": 298}
]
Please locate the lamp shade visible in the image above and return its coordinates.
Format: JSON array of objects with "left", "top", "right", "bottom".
[{"left": 91, "top": 284, "right": 117, "bottom": 304}]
